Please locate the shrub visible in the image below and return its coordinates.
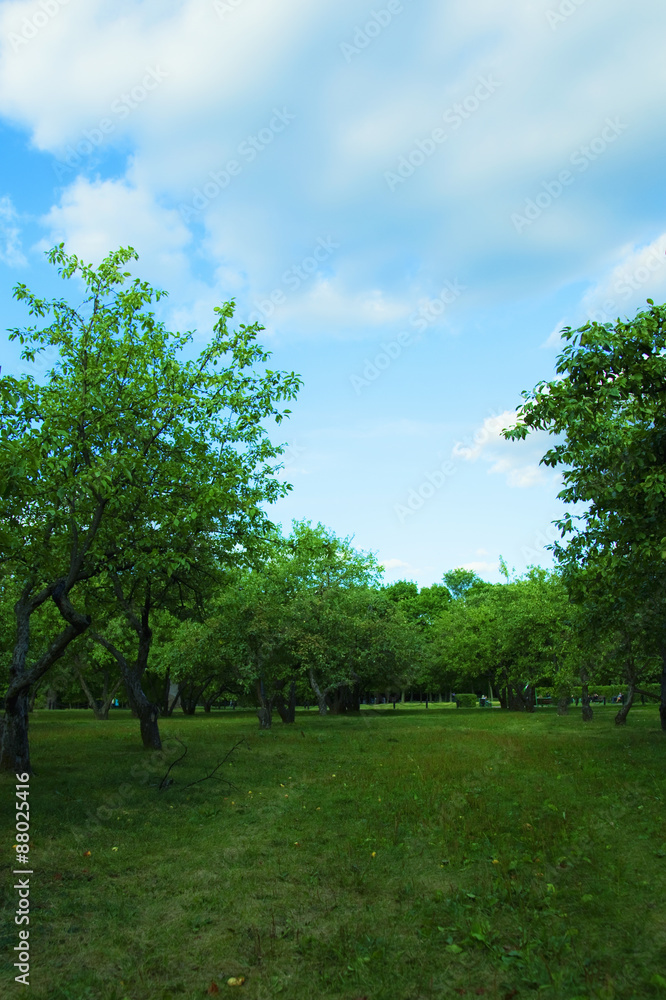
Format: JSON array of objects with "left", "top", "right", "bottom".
[{"left": 455, "top": 693, "right": 478, "bottom": 709}]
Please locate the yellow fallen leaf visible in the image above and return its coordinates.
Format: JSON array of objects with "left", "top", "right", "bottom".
[{"left": 227, "top": 977, "right": 245, "bottom": 987}]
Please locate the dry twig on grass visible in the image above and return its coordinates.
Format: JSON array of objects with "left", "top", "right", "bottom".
[{"left": 158, "top": 736, "right": 247, "bottom": 792}]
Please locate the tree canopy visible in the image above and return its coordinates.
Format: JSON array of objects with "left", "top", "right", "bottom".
[
  {"left": 504, "top": 301, "right": 666, "bottom": 727},
  {"left": 0, "top": 245, "right": 301, "bottom": 769}
]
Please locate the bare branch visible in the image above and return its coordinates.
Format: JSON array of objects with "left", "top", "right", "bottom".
[
  {"left": 158, "top": 735, "right": 188, "bottom": 790},
  {"left": 157, "top": 738, "right": 247, "bottom": 792},
  {"left": 181, "top": 739, "right": 246, "bottom": 790}
]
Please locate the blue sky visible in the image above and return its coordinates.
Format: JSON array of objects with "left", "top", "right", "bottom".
[{"left": 1, "top": 0, "right": 665, "bottom": 586}]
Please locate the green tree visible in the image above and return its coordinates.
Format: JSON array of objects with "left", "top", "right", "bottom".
[
  {"left": 432, "top": 569, "right": 569, "bottom": 709},
  {"left": 442, "top": 568, "right": 487, "bottom": 600},
  {"left": 504, "top": 302, "right": 666, "bottom": 728},
  {"left": 0, "top": 245, "right": 301, "bottom": 770},
  {"left": 220, "top": 522, "right": 387, "bottom": 726},
  {"left": 157, "top": 607, "right": 245, "bottom": 715},
  {"left": 382, "top": 579, "right": 451, "bottom": 699},
  {"left": 284, "top": 523, "right": 384, "bottom": 715}
]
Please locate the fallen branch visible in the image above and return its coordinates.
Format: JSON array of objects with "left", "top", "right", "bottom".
[
  {"left": 182, "top": 739, "right": 247, "bottom": 790},
  {"left": 157, "top": 737, "right": 247, "bottom": 792},
  {"left": 158, "top": 736, "right": 188, "bottom": 790}
]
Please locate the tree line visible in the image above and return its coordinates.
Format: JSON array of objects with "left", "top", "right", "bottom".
[{"left": 2, "top": 247, "right": 665, "bottom": 773}]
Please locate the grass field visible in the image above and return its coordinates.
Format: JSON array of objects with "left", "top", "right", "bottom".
[{"left": 1, "top": 705, "right": 666, "bottom": 1000}]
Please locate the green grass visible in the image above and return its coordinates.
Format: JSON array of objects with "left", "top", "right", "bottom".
[{"left": 2, "top": 705, "right": 666, "bottom": 1000}]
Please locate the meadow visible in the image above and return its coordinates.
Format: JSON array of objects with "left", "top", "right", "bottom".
[{"left": 1, "top": 705, "right": 665, "bottom": 1000}]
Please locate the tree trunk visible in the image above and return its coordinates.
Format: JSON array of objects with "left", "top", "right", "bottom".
[
  {"left": 92, "top": 633, "right": 161, "bottom": 749},
  {"left": 614, "top": 685, "right": 635, "bottom": 725},
  {"left": 137, "top": 701, "right": 161, "bottom": 749},
  {"left": 74, "top": 660, "right": 122, "bottom": 720},
  {"left": 274, "top": 678, "right": 296, "bottom": 724},
  {"left": 122, "top": 670, "right": 161, "bottom": 749},
  {"left": 556, "top": 692, "right": 570, "bottom": 716},
  {"left": 0, "top": 689, "right": 31, "bottom": 774},
  {"left": 308, "top": 668, "right": 328, "bottom": 715},
  {"left": 327, "top": 687, "right": 344, "bottom": 714},
  {"left": 506, "top": 684, "right": 534, "bottom": 712},
  {"left": 555, "top": 679, "right": 571, "bottom": 716},
  {"left": 580, "top": 666, "right": 593, "bottom": 722},
  {"left": 177, "top": 675, "right": 215, "bottom": 716},
  {"left": 658, "top": 644, "right": 666, "bottom": 732},
  {"left": 1, "top": 585, "right": 92, "bottom": 772},
  {"left": 179, "top": 683, "right": 198, "bottom": 715},
  {"left": 202, "top": 687, "right": 225, "bottom": 713},
  {"left": 506, "top": 685, "right": 521, "bottom": 711},
  {"left": 165, "top": 681, "right": 180, "bottom": 715},
  {"left": 255, "top": 678, "right": 272, "bottom": 729},
  {"left": 159, "top": 668, "right": 171, "bottom": 716},
  {"left": 615, "top": 654, "right": 636, "bottom": 726},
  {"left": 326, "top": 683, "right": 359, "bottom": 714},
  {"left": 28, "top": 682, "right": 41, "bottom": 713}
]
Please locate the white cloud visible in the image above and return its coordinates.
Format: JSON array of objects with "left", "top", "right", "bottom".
[
  {"left": 37, "top": 173, "right": 196, "bottom": 290},
  {"left": 462, "top": 560, "right": 498, "bottom": 575},
  {"left": 0, "top": 0, "right": 322, "bottom": 150},
  {"left": 487, "top": 458, "right": 546, "bottom": 489},
  {"left": 265, "top": 278, "right": 412, "bottom": 338},
  {"left": 2, "top": 0, "right": 666, "bottom": 347},
  {"left": 453, "top": 409, "right": 557, "bottom": 489},
  {"left": 39, "top": 174, "right": 190, "bottom": 263},
  {"left": 580, "top": 233, "right": 666, "bottom": 322},
  {"left": 541, "top": 317, "right": 568, "bottom": 349},
  {"left": 452, "top": 410, "right": 517, "bottom": 462},
  {"left": 381, "top": 558, "right": 410, "bottom": 571},
  {"left": 0, "top": 194, "right": 26, "bottom": 267}
]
